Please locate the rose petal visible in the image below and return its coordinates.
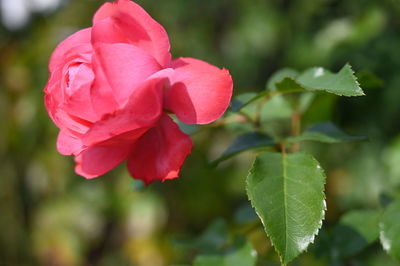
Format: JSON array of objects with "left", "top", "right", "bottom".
[
  {"left": 93, "top": 43, "right": 161, "bottom": 106},
  {"left": 89, "top": 53, "right": 119, "bottom": 117},
  {"left": 58, "top": 62, "right": 99, "bottom": 122},
  {"left": 83, "top": 77, "right": 166, "bottom": 146},
  {"left": 54, "top": 109, "right": 91, "bottom": 135},
  {"left": 127, "top": 114, "right": 193, "bottom": 185},
  {"left": 49, "top": 28, "right": 91, "bottom": 71},
  {"left": 75, "top": 129, "right": 146, "bottom": 178},
  {"left": 92, "top": 0, "right": 171, "bottom": 66},
  {"left": 57, "top": 130, "right": 84, "bottom": 155},
  {"left": 164, "top": 57, "right": 233, "bottom": 124}
]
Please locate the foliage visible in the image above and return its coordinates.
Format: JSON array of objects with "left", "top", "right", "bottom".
[{"left": 1, "top": 0, "right": 400, "bottom": 265}]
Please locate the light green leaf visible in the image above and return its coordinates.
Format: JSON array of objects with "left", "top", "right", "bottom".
[
  {"left": 331, "top": 209, "right": 380, "bottom": 258},
  {"left": 341, "top": 210, "right": 380, "bottom": 244},
  {"left": 288, "top": 122, "right": 368, "bottom": 144},
  {"left": 211, "top": 132, "right": 275, "bottom": 166},
  {"left": 231, "top": 64, "right": 363, "bottom": 113},
  {"left": 267, "top": 68, "right": 300, "bottom": 90},
  {"left": 246, "top": 152, "right": 326, "bottom": 264},
  {"left": 380, "top": 200, "right": 400, "bottom": 261},
  {"left": 193, "top": 240, "right": 257, "bottom": 266},
  {"left": 193, "top": 256, "right": 222, "bottom": 266},
  {"left": 260, "top": 95, "right": 293, "bottom": 122},
  {"left": 296, "top": 64, "right": 364, "bottom": 96}
]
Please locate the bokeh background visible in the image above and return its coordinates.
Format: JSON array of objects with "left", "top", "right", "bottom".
[{"left": 1, "top": 0, "right": 400, "bottom": 265}]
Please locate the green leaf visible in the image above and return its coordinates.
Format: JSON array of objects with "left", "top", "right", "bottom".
[
  {"left": 231, "top": 64, "right": 363, "bottom": 113},
  {"left": 274, "top": 78, "right": 306, "bottom": 94},
  {"left": 380, "top": 200, "right": 400, "bottom": 261},
  {"left": 230, "top": 92, "right": 260, "bottom": 112},
  {"left": 195, "top": 219, "right": 229, "bottom": 251},
  {"left": 246, "top": 152, "right": 326, "bottom": 264},
  {"left": 211, "top": 132, "right": 275, "bottom": 166},
  {"left": 260, "top": 95, "right": 293, "bottom": 122},
  {"left": 288, "top": 122, "right": 368, "bottom": 144},
  {"left": 296, "top": 64, "right": 364, "bottom": 96},
  {"left": 331, "top": 210, "right": 380, "bottom": 258},
  {"left": 230, "top": 91, "right": 268, "bottom": 112},
  {"left": 340, "top": 210, "right": 380, "bottom": 244},
  {"left": 177, "top": 121, "right": 200, "bottom": 135},
  {"left": 193, "top": 239, "right": 257, "bottom": 266},
  {"left": 267, "top": 68, "right": 300, "bottom": 90},
  {"left": 230, "top": 69, "right": 301, "bottom": 113},
  {"left": 234, "top": 203, "right": 259, "bottom": 225}
]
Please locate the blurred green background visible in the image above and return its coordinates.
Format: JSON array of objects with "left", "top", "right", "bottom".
[{"left": 1, "top": 0, "right": 400, "bottom": 265}]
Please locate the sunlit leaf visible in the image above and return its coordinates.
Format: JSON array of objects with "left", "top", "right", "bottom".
[
  {"left": 211, "top": 132, "right": 275, "bottom": 166},
  {"left": 380, "top": 200, "right": 400, "bottom": 261},
  {"left": 288, "top": 122, "right": 368, "bottom": 143},
  {"left": 297, "top": 64, "right": 364, "bottom": 96},
  {"left": 231, "top": 64, "right": 363, "bottom": 113},
  {"left": 246, "top": 152, "right": 326, "bottom": 264}
]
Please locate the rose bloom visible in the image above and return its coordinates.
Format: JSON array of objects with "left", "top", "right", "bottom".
[{"left": 44, "top": 0, "right": 233, "bottom": 184}]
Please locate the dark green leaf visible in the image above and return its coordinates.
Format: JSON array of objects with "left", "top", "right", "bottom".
[
  {"left": 193, "top": 239, "right": 257, "bottom": 266},
  {"left": 177, "top": 120, "right": 200, "bottom": 135},
  {"left": 230, "top": 92, "right": 259, "bottom": 113},
  {"left": 195, "top": 219, "right": 229, "bottom": 251},
  {"left": 246, "top": 152, "right": 326, "bottom": 264},
  {"left": 288, "top": 122, "right": 368, "bottom": 144},
  {"left": 379, "top": 193, "right": 394, "bottom": 208},
  {"left": 296, "top": 64, "right": 364, "bottom": 96},
  {"left": 234, "top": 203, "right": 259, "bottom": 225},
  {"left": 211, "top": 132, "right": 275, "bottom": 166},
  {"left": 230, "top": 91, "right": 268, "bottom": 112},
  {"left": 356, "top": 70, "right": 384, "bottom": 90},
  {"left": 380, "top": 200, "right": 400, "bottom": 261},
  {"left": 274, "top": 78, "right": 306, "bottom": 94}
]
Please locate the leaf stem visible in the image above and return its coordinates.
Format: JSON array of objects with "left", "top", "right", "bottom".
[
  {"left": 291, "top": 110, "right": 301, "bottom": 153},
  {"left": 254, "top": 97, "right": 268, "bottom": 128}
]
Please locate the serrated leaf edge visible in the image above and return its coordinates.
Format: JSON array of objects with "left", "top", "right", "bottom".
[
  {"left": 245, "top": 152, "right": 327, "bottom": 265},
  {"left": 298, "top": 64, "right": 365, "bottom": 97}
]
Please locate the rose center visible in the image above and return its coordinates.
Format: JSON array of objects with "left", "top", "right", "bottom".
[{"left": 64, "top": 62, "right": 94, "bottom": 97}]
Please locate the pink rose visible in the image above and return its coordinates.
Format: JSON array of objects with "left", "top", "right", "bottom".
[{"left": 44, "top": 0, "right": 233, "bottom": 184}]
